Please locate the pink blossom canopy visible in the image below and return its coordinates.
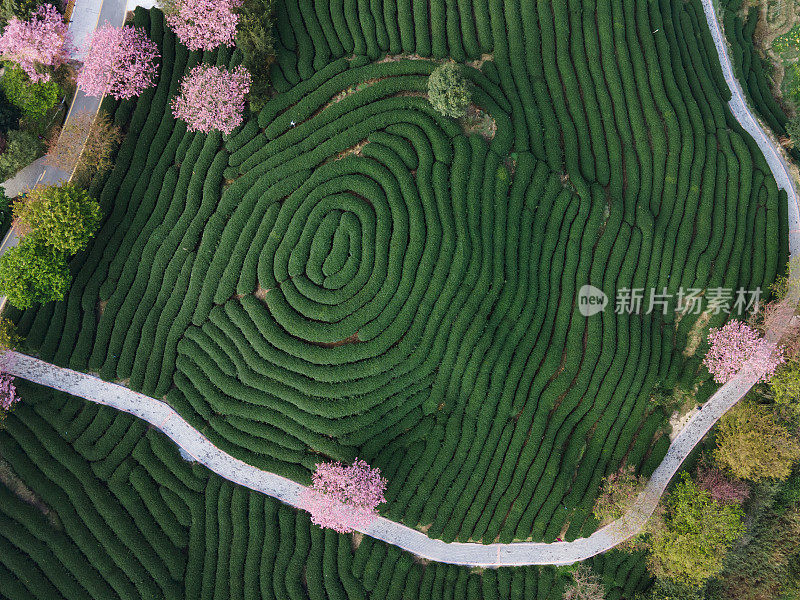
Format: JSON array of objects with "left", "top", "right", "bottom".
[
  {"left": 300, "top": 459, "right": 387, "bottom": 533},
  {"left": 166, "top": 0, "right": 242, "bottom": 51},
  {"left": 0, "top": 372, "right": 18, "bottom": 412},
  {"left": 695, "top": 461, "right": 749, "bottom": 505},
  {"left": 0, "top": 4, "right": 73, "bottom": 82},
  {"left": 77, "top": 24, "right": 160, "bottom": 100},
  {"left": 703, "top": 319, "right": 785, "bottom": 384},
  {"left": 171, "top": 64, "right": 251, "bottom": 135}
]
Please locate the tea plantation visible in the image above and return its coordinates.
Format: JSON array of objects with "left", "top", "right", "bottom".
[
  {"left": 2, "top": 0, "right": 788, "bottom": 584},
  {"left": 0, "top": 380, "right": 651, "bottom": 599}
]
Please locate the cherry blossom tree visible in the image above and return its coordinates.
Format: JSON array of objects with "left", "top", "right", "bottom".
[
  {"left": 0, "top": 372, "right": 18, "bottom": 413},
  {"left": 703, "top": 320, "right": 785, "bottom": 384},
  {"left": 165, "top": 0, "right": 242, "bottom": 51},
  {"left": 300, "top": 458, "right": 387, "bottom": 533},
  {"left": 695, "top": 458, "right": 750, "bottom": 505},
  {"left": 0, "top": 4, "right": 73, "bottom": 82},
  {"left": 77, "top": 24, "right": 160, "bottom": 100},
  {"left": 171, "top": 64, "right": 250, "bottom": 134}
]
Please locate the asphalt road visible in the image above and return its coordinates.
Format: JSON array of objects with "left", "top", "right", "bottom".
[{"left": 0, "top": 0, "right": 127, "bottom": 312}]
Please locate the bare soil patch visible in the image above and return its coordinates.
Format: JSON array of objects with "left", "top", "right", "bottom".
[{"left": 0, "top": 455, "right": 61, "bottom": 529}]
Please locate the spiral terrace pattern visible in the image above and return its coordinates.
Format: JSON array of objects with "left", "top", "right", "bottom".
[{"left": 12, "top": 0, "right": 787, "bottom": 550}]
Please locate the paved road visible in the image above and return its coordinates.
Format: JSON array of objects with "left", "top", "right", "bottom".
[
  {"left": 0, "top": 0, "right": 127, "bottom": 312},
  {"left": 1, "top": 0, "right": 799, "bottom": 568},
  {"left": 701, "top": 0, "right": 800, "bottom": 255},
  {"left": 2, "top": 157, "right": 58, "bottom": 198}
]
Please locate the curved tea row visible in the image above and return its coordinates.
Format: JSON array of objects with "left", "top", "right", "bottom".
[
  {"left": 0, "top": 371, "right": 650, "bottom": 597},
  {"left": 10, "top": 0, "right": 788, "bottom": 552}
]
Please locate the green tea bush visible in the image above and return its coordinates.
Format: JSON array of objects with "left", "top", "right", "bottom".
[
  {"left": 236, "top": 0, "right": 276, "bottom": 111},
  {"left": 8, "top": 0, "right": 786, "bottom": 575}
]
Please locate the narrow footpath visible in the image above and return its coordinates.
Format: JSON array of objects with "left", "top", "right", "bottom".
[{"left": 1, "top": 0, "right": 799, "bottom": 567}]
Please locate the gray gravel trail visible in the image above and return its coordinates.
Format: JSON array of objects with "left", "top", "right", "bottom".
[{"left": 2, "top": 0, "right": 800, "bottom": 567}]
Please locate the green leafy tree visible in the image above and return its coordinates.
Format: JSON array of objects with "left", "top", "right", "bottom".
[
  {"left": 787, "top": 114, "right": 800, "bottom": 146},
  {"left": 714, "top": 400, "right": 800, "bottom": 481},
  {"left": 0, "top": 238, "right": 69, "bottom": 309},
  {"left": 770, "top": 359, "right": 800, "bottom": 422},
  {"left": 776, "top": 469, "right": 800, "bottom": 508},
  {"left": 0, "top": 0, "right": 44, "bottom": 24},
  {"left": 13, "top": 182, "right": 101, "bottom": 254},
  {"left": 647, "top": 474, "right": 744, "bottom": 586},
  {"left": 593, "top": 465, "right": 647, "bottom": 525},
  {"left": 635, "top": 579, "right": 703, "bottom": 600},
  {"left": 235, "top": 0, "right": 274, "bottom": 111},
  {"left": 155, "top": 0, "right": 178, "bottom": 15},
  {"left": 0, "top": 317, "right": 19, "bottom": 352},
  {"left": 427, "top": 62, "right": 471, "bottom": 118},
  {"left": 0, "top": 128, "right": 41, "bottom": 180},
  {"left": 707, "top": 475, "right": 800, "bottom": 600},
  {"left": 1, "top": 64, "right": 59, "bottom": 120}
]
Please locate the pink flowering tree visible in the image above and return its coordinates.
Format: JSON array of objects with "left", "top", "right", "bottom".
[
  {"left": 0, "top": 4, "right": 73, "bottom": 82},
  {"left": 0, "top": 373, "right": 18, "bottom": 414},
  {"left": 300, "top": 459, "right": 387, "bottom": 533},
  {"left": 695, "top": 459, "right": 750, "bottom": 505},
  {"left": 77, "top": 24, "right": 160, "bottom": 100},
  {"left": 171, "top": 64, "right": 250, "bottom": 135},
  {"left": 703, "top": 320, "right": 785, "bottom": 384},
  {"left": 165, "top": 0, "right": 242, "bottom": 51}
]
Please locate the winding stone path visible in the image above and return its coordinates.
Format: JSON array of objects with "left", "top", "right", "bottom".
[
  {"left": 2, "top": 0, "right": 800, "bottom": 567},
  {"left": 1, "top": 305, "right": 795, "bottom": 568}
]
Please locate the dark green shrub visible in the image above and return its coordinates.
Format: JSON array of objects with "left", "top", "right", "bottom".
[
  {"left": 0, "top": 315, "right": 18, "bottom": 352},
  {"left": 786, "top": 114, "right": 800, "bottom": 146},
  {"left": 0, "top": 186, "right": 11, "bottom": 230},
  {"left": 0, "top": 129, "right": 41, "bottom": 181},
  {"left": 1, "top": 65, "right": 60, "bottom": 121},
  {"left": 236, "top": 0, "right": 275, "bottom": 112},
  {"left": 427, "top": 62, "right": 470, "bottom": 118},
  {"left": 0, "top": 0, "right": 44, "bottom": 24},
  {"left": 0, "top": 89, "right": 21, "bottom": 133},
  {"left": 775, "top": 469, "right": 800, "bottom": 509}
]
